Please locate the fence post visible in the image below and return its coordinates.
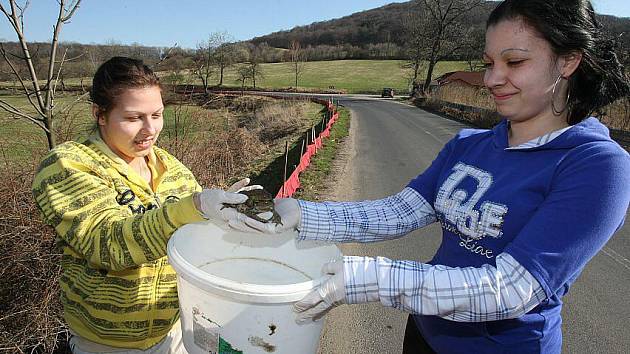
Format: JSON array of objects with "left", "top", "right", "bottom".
[{"left": 282, "top": 140, "right": 289, "bottom": 198}]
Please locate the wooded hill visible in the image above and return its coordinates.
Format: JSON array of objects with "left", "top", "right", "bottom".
[
  {"left": 1, "top": 0, "right": 629, "bottom": 82},
  {"left": 251, "top": 1, "right": 493, "bottom": 48},
  {"left": 250, "top": 0, "right": 630, "bottom": 61}
]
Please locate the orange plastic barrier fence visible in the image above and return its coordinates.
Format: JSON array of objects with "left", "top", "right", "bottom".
[{"left": 276, "top": 104, "right": 339, "bottom": 198}]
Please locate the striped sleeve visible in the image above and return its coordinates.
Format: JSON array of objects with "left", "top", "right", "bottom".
[
  {"left": 32, "top": 152, "right": 204, "bottom": 271},
  {"left": 343, "top": 253, "right": 547, "bottom": 322},
  {"left": 297, "top": 187, "right": 437, "bottom": 242}
]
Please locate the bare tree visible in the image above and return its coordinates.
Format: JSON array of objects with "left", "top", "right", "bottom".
[
  {"left": 193, "top": 32, "right": 237, "bottom": 92},
  {"left": 236, "top": 65, "right": 251, "bottom": 95},
  {"left": 211, "top": 32, "right": 236, "bottom": 87},
  {"left": 246, "top": 45, "right": 264, "bottom": 89},
  {"left": 463, "top": 26, "right": 486, "bottom": 72},
  {"left": 404, "top": 0, "right": 483, "bottom": 94},
  {"left": 193, "top": 36, "right": 216, "bottom": 94},
  {"left": 289, "top": 40, "right": 306, "bottom": 88},
  {"left": 401, "top": 5, "right": 427, "bottom": 94},
  {"left": 159, "top": 46, "right": 193, "bottom": 90},
  {"left": 0, "top": 0, "right": 82, "bottom": 149}
]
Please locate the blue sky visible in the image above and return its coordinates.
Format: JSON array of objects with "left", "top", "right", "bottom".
[{"left": 1, "top": 0, "right": 629, "bottom": 49}]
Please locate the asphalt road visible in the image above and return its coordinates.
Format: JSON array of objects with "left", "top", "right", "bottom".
[{"left": 314, "top": 96, "right": 630, "bottom": 354}]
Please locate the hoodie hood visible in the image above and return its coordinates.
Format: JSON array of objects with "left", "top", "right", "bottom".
[{"left": 492, "top": 117, "right": 614, "bottom": 151}]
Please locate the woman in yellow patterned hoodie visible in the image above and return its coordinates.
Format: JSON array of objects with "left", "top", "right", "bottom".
[{"left": 32, "top": 57, "right": 254, "bottom": 353}]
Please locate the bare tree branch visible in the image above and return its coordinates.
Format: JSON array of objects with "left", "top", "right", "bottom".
[
  {"left": 18, "top": 0, "right": 30, "bottom": 30},
  {"left": 0, "top": 99, "right": 49, "bottom": 133},
  {"left": 60, "top": 0, "right": 81, "bottom": 22},
  {"left": 3, "top": 49, "right": 28, "bottom": 61},
  {"left": 0, "top": 2, "right": 22, "bottom": 40},
  {"left": 52, "top": 48, "right": 68, "bottom": 99},
  {"left": 405, "top": 0, "right": 484, "bottom": 94},
  {"left": 0, "top": 0, "right": 82, "bottom": 149},
  {"left": 0, "top": 42, "right": 44, "bottom": 117},
  {"left": 5, "top": 2, "right": 47, "bottom": 114},
  {"left": 45, "top": 0, "right": 68, "bottom": 114},
  {"left": 58, "top": 52, "right": 85, "bottom": 63}
]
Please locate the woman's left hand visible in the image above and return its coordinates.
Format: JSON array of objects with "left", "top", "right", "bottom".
[{"left": 293, "top": 259, "right": 346, "bottom": 323}]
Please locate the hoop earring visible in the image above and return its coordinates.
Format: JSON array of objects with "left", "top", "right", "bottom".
[{"left": 552, "top": 75, "right": 570, "bottom": 116}]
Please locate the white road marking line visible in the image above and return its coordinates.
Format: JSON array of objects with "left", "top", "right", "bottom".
[{"left": 601, "top": 247, "right": 630, "bottom": 272}]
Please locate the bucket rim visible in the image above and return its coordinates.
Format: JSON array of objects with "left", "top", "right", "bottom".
[{"left": 167, "top": 234, "right": 328, "bottom": 302}]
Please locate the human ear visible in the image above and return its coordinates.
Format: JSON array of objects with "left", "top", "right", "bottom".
[
  {"left": 92, "top": 104, "right": 105, "bottom": 126},
  {"left": 559, "top": 51, "right": 583, "bottom": 77}
]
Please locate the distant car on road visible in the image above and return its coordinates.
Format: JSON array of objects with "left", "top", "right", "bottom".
[{"left": 381, "top": 87, "right": 394, "bottom": 98}]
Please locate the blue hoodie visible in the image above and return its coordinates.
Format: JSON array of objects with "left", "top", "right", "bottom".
[{"left": 407, "top": 117, "right": 630, "bottom": 353}]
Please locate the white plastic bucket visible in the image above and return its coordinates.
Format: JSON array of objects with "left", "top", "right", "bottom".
[{"left": 167, "top": 221, "right": 341, "bottom": 354}]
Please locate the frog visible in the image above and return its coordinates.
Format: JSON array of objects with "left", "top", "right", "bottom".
[{"left": 222, "top": 188, "right": 283, "bottom": 225}]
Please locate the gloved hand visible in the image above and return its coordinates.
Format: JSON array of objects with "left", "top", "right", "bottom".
[
  {"left": 227, "top": 177, "right": 262, "bottom": 193},
  {"left": 228, "top": 197, "right": 301, "bottom": 234},
  {"left": 293, "top": 259, "right": 346, "bottom": 323},
  {"left": 195, "top": 178, "right": 260, "bottom": 222}
]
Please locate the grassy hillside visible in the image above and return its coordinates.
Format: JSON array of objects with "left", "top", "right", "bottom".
[
  {"left": 244, "top": 60, "right": 468, "bottom": 94},
  {"left": 2, "top": 59, "right": 471, "bottom": 95}
]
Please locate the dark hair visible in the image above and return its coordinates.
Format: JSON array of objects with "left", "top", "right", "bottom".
[
  {"left": 487, "top": 0, "right": 629, "bottom": 125},
  {"left": 90, "top": 56, "right": 161, "bottom": 116}
]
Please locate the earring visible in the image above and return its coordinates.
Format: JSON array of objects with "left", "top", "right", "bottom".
[{"left": 552, "top": 74, "right": 570, "bottom": 116}]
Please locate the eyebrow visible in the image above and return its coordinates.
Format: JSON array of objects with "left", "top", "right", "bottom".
[
  {"left": 500, "top": 48, "right": 529, "bottom": 55},
  {"left": 123, "top": 108, "right": 164, "bottom": 114}
]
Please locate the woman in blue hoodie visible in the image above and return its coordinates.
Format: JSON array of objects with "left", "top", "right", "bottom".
[{"left": 235, "top": 0, "right": 630, "bottom": 353}]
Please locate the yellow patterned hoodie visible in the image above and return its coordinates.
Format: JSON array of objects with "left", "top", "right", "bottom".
[{"left": 32, "top": 135, "right": 205, "bottom": 349}]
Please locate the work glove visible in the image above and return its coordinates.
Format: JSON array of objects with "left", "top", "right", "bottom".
[
  {"left": 226, "top": 177, "right": 262, "bottom": 193},
  {"left": 228, "top": 197, "right": 301, "bottom": 233},
  {"left": 196, "top": 178, "right": 261, "bottom": 222},
  {"left": 293, "top": 259, "right": 346, "bottom": 323}
]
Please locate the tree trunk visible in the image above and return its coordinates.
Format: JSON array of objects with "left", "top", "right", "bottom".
[
  {"left": 423, "top": 37, "right": 441, "bottom": 94},
  {"left": 44, "top": 110, "right": 55, "bottom": 149},
  {"left": 423, "top": 60, "right": 436, "bottom": 94},
  {"left": 413, "top": 60, "right": 420, "bottom": 85}
]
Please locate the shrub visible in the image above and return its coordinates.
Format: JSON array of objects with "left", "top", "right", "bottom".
[{"left": 0, "top": 160, "right": 70, "bottom": 353}]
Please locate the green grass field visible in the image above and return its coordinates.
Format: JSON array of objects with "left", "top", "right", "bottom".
[
  {"left": 177, "top": 59, "right": 470, "bottom": 94},
  {"left": 0, "top": 93, "right": 93, "bottom": 162},
  {"left": 5, "top": 59, "right": 472, "bottom": 95}
]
